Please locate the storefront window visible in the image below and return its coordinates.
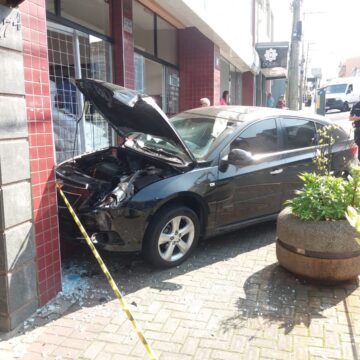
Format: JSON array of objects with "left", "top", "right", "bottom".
[
  {"left": 220, "top": 58, "right": 243, "bottom": 105},
  {"left": 134, "top": 53, "right": 145, "bottom": 92},
  {"left": 220, "top": 57, "right": 230, "bottom": 101},
  {"left": 157, "top": 17, "right": 177, "bottom": 65},
  {"left": 133, "top": 1, "right": 155, "bottom": 55},
  {"left": 46, "top": 0, "right": 55, "bottom": 13},
  {"left": 60, "top": 0, "right": 110, "bottom": 36},
  {"left": 47, "top": 23, "right": 113, "bottom": 163}
]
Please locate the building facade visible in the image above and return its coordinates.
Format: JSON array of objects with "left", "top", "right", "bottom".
[
  {"left": 339, "top": 56, "right": 360, "bottom": 78},
  {"left": 0, "top": 0, "right": 280, "bottom": 331}
]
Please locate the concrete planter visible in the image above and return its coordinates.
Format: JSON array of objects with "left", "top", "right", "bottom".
[{"left": 276, "top": 207, "right": 360, "bottom": 282}]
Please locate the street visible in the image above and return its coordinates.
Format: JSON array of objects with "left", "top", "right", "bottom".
[{"left": 326, "top": 110, "right": 353, "bottom": 135}]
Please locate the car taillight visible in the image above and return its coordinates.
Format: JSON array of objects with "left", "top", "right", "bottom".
[{"left": 351, "top": 143, "right": 358, "bottom": 158}]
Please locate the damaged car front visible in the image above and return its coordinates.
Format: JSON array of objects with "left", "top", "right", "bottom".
[{"left": 56, "top": 79, "right": 212, "bottom": 268}]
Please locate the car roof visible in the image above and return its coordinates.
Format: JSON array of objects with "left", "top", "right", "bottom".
[{"left": 183, "top": 105, "right": 329, "bottom": 124}]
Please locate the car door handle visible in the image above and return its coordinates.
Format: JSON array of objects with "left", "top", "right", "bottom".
[{"left": 269, "top": 168, "right": 283, "bottom": 175}]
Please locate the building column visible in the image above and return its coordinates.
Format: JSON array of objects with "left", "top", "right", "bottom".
[
  {"left": 178, "top": 27, "right": 220, "bottom": 110},
  {"left": 242, "top": 71, "right": 255, "bottom": 106},
  {"left": 0, "top": 3, "right": 38, "bottom": 331},
  {"left": 20, "top": 0, "right": 60, "bottom": 307},
  {"left": 111, "top": 0, "right": 135, "bottom": 89}
]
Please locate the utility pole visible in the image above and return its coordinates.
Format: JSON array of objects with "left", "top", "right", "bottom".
[{"left": 288, "top": 0, "right": 301, "bottom": 110}]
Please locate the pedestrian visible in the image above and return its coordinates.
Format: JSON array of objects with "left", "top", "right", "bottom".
[
  {"left": 349, "top": 95, "right": 360, "bottom": 161},
  {"left": 200, "top": 97, "right": 210, "bottom": 107},
  {"left": 276, "top": 95, "right": 286, "bottom": 109},
  {"left": 266, "top": 92, "right": 275, "bottom": 108},
  {"left": 220, "top": 90, "right": 229, "bottom": 105}
]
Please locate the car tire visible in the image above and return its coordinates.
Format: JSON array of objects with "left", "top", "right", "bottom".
[
  {"left": 342, "top": 102, "right": 349, "bottom": 112},
  {"left": 142, "top": 205, "right": 200, "bottom": 268}
]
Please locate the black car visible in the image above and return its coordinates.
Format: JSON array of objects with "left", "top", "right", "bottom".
[{"left": 56, "top": 79, "right": 356, "bottom": 268}]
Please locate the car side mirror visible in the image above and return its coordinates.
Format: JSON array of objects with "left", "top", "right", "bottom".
[{"left": 227, "top": 148, "right": 253, "bottom": 165}]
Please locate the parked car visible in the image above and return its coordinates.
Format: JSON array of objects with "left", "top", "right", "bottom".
[{"left": 56, "top": 79, "right": 356, "bottom": 268}]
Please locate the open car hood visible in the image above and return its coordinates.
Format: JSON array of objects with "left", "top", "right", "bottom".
[{"left": 76, "top": 79, "right": 195, "bottom": 165}]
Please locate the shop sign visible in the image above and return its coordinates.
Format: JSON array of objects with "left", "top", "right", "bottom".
[
  {"left": 123, "top": 17, "right": 133, "bottom": 34},
  {"left": 256, "top": 42, "right": 289, "bottom": 69}
]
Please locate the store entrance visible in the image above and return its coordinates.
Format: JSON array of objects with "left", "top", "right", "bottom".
[
  {"left": 47, "top": 23, "right": 113, "bottom": 163},
  {"left": 134, "top": 53, "right": 179, "bottom": 115}
]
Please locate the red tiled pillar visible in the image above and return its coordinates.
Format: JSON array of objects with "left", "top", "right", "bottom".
[
  {"left": 111, "top": 0, "right": 135, "bottom": 89},
  {"left": 178, "top": 27, "right": 220, "bottom": 110},
  {"left": 19, "top": 0, "right": 61, "bottom": 306},
  {"left": 242, "top": 71, "right": 255, "bottom": 106}
]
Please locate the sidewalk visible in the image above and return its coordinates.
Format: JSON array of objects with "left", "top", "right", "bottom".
[{"left": 1, "top": 222, "right": 360, "bottom": 359}]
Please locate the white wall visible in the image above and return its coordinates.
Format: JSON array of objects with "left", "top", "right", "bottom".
[{"left": 182, "top": 0, "right": 254, "bottom": 66}]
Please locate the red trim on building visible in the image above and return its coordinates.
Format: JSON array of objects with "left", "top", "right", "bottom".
[
  {"left": 178, "top": 27, "right": 219, "bottom": 111},
  {"left": 111, "top": 0, "right": 135, "bottom": 89},
  {"left": 242, "top": 71, "right": 255, "bottom": 106},
  {"left": 20, "top": 0, "right": 61, "bottom": 306}
]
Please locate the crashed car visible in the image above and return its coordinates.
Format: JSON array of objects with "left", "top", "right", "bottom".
[{"left": 56, "top": 79, "right": 356, "bottom": 268}]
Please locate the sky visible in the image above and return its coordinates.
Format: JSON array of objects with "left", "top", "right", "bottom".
[{"left": 271, "top": 0, "right": 360, "bottom": 82}]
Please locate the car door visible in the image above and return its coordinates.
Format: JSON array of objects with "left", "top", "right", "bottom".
[
  {"left": 278, "top": 116, "right": 317, "bottom": 206},
  {"left": 215, "top": 118, "right": 284, "bottom": 229}
]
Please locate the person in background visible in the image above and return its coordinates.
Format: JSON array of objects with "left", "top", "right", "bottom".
[
  {"left": 220, "top": 90, "right": 229, "bottom": 105},
  {"left": 276, "top": 95, "right": 286, "bottom": 109},
  {"left": 266, "top": 92, "right": 275, "bottom": 108},
  {"left": 349, "top": 95, "right": 360, "bottom": 161},
  {"left": 200, "top": 97, "right": 210, "bottom": 107}
]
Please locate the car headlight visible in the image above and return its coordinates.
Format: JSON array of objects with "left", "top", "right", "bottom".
[
  {"left": 97, "top": 183, "right": 128, "bottom": 209},
  {"left": 335, "top": 97, "right": 342, "bottom": 101}
]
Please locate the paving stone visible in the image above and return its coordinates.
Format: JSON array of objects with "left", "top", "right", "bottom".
[{"left": 1, "top": 225, "right": 360, "bottom": 359}]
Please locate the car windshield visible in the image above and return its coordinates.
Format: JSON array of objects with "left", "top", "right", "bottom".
[
  {"left": 124, "top": 113, "right": 236, "bottom": 163},
  {"left": 326, "top": 84, "right": 347, "bottom": 94},
  {"left": 170, "top": 113, "right": 236, "bottom": 160}
]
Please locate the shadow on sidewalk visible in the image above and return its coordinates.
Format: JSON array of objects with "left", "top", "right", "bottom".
[{"left": 221, "top": 262, "right": 359, "bottom": 339}]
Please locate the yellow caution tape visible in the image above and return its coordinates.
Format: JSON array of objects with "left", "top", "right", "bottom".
[{"left": 56, "top": 182, "right": 157, "bottom": 360}]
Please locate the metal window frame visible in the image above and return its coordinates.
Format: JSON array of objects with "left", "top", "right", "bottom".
[
  {"left": 47, "top": 21, "right": 114, "bottom": 158},
  {"left": 134, "top": 48, "right": 178, "bottom": 71},
  {"left": 47, "top": 0, "right": 113, "bottom": 43}
]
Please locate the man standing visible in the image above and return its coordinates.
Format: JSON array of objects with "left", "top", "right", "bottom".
[
  {"left": 349, "top": 95, "right": 360, "bottom": 161},
  {"left": 200, "top": 97, "right": 210, "bottom": 107},
  {"left": 266, "top": 92, "right": 275, "bottom": 107}
]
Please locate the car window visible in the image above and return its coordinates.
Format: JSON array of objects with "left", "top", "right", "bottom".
[
  {"left": 171, "top": 114, "right": 236, "bottom": 160},
  {"left": 315, "top": 122, "right": 349, "bottom": 142},
  {"left": 233, "top": 119, "right": 279, "bottom": 155},
  {"left": 326, "top": 84, "right": 347, "bottom": 94},
  {"left": 281, "top": 118, "right": 316, "bottom": 150}
]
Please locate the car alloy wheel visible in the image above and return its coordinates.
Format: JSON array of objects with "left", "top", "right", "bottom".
[
  {"left": 158, "top": 215, "right": 195, "bottom": 262},
  {"left": 143, "top": 205, "right": 199, "bottom": 268}
]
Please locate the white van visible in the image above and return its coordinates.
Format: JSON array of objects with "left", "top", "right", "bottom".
[{"left": 325, "top": 77, "right": 360, "bottom": 112}]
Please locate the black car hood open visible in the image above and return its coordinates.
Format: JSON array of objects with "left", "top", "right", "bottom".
[{"left": 76, "top": 79, "right": 195, "bottom": 164}]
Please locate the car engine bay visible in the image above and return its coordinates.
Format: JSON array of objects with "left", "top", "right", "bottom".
[{"left": 56, "top": 147, "right": 178, "bottom": 209}]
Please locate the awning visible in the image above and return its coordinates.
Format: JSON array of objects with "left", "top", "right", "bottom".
[{"left": 256, "top": 42, "right": 289, "bottom": 79}]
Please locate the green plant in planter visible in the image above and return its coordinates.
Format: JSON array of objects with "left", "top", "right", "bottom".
[
  {"left": 346, "top": 206, "right": 360, "bottom": 245},
  {"left": 312, "top": 124, "right": 337, "bottom": 175},
  {"left": 287, "top": 167, "right": 360, "bottom": 221},
  {"left": 286, "top": 124, "right": 360, "bottom": 221}
]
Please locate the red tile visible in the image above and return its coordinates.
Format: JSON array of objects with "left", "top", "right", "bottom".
[
  {"left": 38, "top": 280, "right": 47, "bottom": 295},
  {"left": 28, "top": 2, "right": 38, "bottom": 17},
  {"left": 24, "top": 67, "right": 33, "bottom": 81},
  {"left": 33, "top": 82, "right": 41, "bottom": 96},
  {"left": 32, "top": 70, "right": 41, "bottom": 83}
]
